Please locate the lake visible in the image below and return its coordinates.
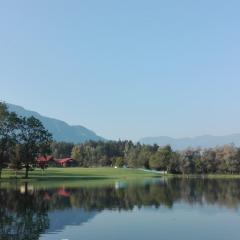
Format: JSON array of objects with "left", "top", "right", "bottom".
[{"left": 1, "top": 177, "right": 240, "bottom": 240}]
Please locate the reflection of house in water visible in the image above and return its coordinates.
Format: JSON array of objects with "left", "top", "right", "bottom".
[
  {"left": 42, "top": 187, "right": 71, "bottom": 200},
  {"left": 115, "top": 181, "right": 127, "bottom": 189},
  {"left": 44, "top": 192, "right": 52, "bottom": 201},
  {"left": 58, "top": 188, "right": 71, "bottom": 197}
]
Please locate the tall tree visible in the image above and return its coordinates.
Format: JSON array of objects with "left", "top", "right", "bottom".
[
  {"left": 51, "top": 141, "right": 74, "bottom": 159},
  {"left": 0, "top": 102, "right": 19, "bottom": 178},
  {"left": 18, "top": 116, "right": 52, "bottom": 178},
  {"left": 149, "top": 145, "right": 172, "bottom": 171},
  {"left": 9, "top": 144, "right": 23, "bottom": 177}
]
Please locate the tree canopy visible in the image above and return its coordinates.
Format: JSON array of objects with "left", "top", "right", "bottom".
[{"left": 0, "top": 102, "right": 52, "bottom": 178}]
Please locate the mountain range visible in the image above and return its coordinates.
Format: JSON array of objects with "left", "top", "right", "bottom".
[
  {"left": 7, "top": 103, "right": 103, "bottom": 143},
  {"left": 6, "top": 103, "right": 240, "bottom": 149},
  {"left": 139, "top": 135, "right": 240, "bottom": 150}
]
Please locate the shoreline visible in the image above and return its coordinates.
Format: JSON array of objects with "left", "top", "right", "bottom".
[{"left": 1, "top": 167, "right": 240, "bottom": 182}]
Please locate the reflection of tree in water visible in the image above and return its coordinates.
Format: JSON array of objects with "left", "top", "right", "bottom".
[
  {"left": 44, "top": 178, "right": 240, "bottom": 211},
  {"left": 0, "top": 183, "right": 49, "bottom": 240},
  {"left": 168, "top": 178, "right": 240, "bottom": 209},
  {"left": 1, "top": 178, "right": 240, "bottom": 239}
]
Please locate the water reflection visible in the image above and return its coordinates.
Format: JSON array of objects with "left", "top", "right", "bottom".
[
  {"left": 1, "top": 178, "right": 240, "bottom": 239},
  {"left": 0, "top": 183, "right": 49, "bottom": 240}
]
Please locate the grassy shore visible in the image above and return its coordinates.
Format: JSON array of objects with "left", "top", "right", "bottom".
[
  {"left": 192, "top": 174, "right": 240, "bottom": 179},
  {"left": 0, "top": 167, "right": 161, "bottom": 182},
  {"left": 2, "top": 168, "right": 240, "bottom": 183},
  {"left": 166, "top": 173, "right": 240, "bottom": 179}
]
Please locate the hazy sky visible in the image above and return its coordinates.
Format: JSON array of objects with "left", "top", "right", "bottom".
[{"left": 1, "top": 0, "right": 240, "bottom": 141}]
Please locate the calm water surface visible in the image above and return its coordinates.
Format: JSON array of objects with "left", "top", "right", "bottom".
[{"left": 1, "top": 177, "right": 240, "bottom": 240}]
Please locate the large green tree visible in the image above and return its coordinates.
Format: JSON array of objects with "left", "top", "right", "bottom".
[
  {"left": 149, "top": 145, "right": 172, "bottom": 171},
  {"left": 0, "top": 102, "right": 20, "bottom": 178},
  {"left": 18, "top": 116, "right": 52, "bottom": 178}
]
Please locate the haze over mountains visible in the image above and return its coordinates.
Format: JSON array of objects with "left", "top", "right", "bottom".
[
  {"left": 6, "top": 103, "right": 240, "bottom": 149},
  {"left": 7, "top": 103, "right": 103, "bottom": 143},
  {"left": 139, "top": 135, "right": 240, "bottom": 150}
]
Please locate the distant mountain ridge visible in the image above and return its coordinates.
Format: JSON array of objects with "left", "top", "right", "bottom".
[
  {"left": 6, "top": 103, "right": 240, "bottom": 148},
  {"left": 139, "top": 134, "right": 240, "bottom": 150},
  {"left": 7, "top": 103, "right": 103, "bottom": 143}
]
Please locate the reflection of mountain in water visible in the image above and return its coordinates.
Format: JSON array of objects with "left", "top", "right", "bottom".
[{"left": 47, "top": 208, "right": 97, "bottom": 233}]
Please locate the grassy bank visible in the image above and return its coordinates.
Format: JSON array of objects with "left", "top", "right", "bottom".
[
  {"left": 0, "top": 167, "right": 161, "bottom": 182},
  {"left": 166, "top": 173, "right": 240, "bottom": 179},
  {"left": 2, "top": 168, "right": 240, "bottom": 183}
]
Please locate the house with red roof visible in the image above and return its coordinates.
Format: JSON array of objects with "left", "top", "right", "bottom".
[
  {"left": 56, "top": 158, "right": 76, "bottom": 167},
  {"left": 37, "top": 156, "right": 76, "bottom": 168},
  {"left": 58, "top": 188, "right": 71, "bottom": 197}
]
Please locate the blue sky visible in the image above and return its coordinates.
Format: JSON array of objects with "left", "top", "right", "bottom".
[{"left": 0, "top": 0, "right": 240, "bottom": 141}]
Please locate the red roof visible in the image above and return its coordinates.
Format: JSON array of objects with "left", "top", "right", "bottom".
[
  {"left": 57, "top": 158, "right": 73, "bottom": 164},
  {"left": 58, "top": 188, "right": 70, "bottom": 197},
  {"left": 43, "top": 192, "right": 52, "bottom": 201}
]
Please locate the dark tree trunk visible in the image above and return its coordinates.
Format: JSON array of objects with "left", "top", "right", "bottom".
[
  {"left": 0, "top": 153, "right": 3, "bottom": 179},
  {"left": 23, "top": 182, "right": 29, "bottom": 195},
  {"left": 25, "top": 165, "right": 29, "bottom": 179}
]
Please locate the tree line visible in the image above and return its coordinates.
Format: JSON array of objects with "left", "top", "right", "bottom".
[{"left": 51, "top": 140, "right": 240, "bottom": 174}]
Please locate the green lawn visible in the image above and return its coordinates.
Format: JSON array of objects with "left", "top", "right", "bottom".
[
  {"left": 1, "top": 167, "right": 161, "bottom": 182},
  {"left": 2, "top": 168, "right": 239, "bottom": 184}
]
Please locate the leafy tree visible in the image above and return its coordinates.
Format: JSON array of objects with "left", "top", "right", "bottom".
[
  {"left": 179, "top": 149, "right": 197, "bottom": 174},
  {"left": 216, "top": 145, "right": 240, "bottom": 174},
  {"left": 114, "top": 157, "right": 125, "bottom": 167},
  {"left": 9, "top": 144, "right": 23, "bottom": 177},
  {"left": 168, "top": 152, "right": 181, "bottom": 173},
  {"left": 195, "top": 157, "right": 206, "bottom": 174},
  {"left": 18, "top": 116, "right": 52, "bottom": 178},
  {"left": 0, "top": 102, "right": 20, "bottom": 178},
  {"left": 149, "top": 145, "right": 172, "bottom": 171},
  {"left": 149, "top": 152, "right": 162, "bottom": 170},
  {"left": 51, "top": 141, "right": 74, "bottom": 159}
]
